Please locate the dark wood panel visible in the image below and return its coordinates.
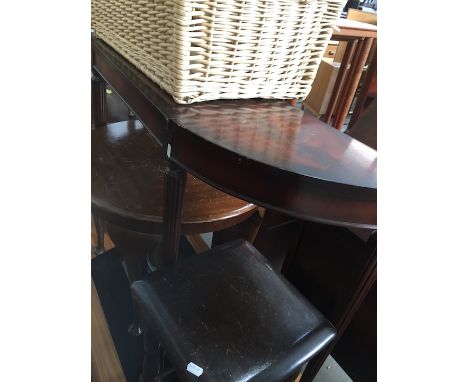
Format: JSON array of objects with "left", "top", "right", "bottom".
[
  {"left": 332, "top": 282, "right": 376, "bottom": 382},
  {"left": 172, "top": 103, "right": 376, "bottom": 189},
  {"left": 284, "top": 222, "right": 377, "bottom": 381},
  {"left": 170, "top": 124, "right": 376, "bottom": 229}
]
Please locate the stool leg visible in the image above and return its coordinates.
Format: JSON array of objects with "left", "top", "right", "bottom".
[
  {"left": 93, "top": 214, "right": 106, "bottom": 256},
  {"left": 121, "top": 249, "right": 147, "bottom": 337},
  {"left": 141, "top": 329, "right": 165, "bottom": 382}
]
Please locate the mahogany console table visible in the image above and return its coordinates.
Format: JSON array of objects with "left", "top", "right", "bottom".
[{"left": 92, "top": 36, "right": 377, "bottom": 380}]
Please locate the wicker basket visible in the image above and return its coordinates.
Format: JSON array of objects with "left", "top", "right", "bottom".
[{"left": 91, "top": 0, "right": 345, "bottom": 104}]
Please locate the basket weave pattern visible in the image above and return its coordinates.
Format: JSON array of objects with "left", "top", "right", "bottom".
[{"left": 92, "top": 0, "right": 344, "bottom": 104}]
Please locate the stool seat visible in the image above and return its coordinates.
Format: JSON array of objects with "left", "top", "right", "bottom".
[
  {"left": 132, "top": 240, "right": 335, "bottom": 382},
  {"left": 92, "top": 120, "right": 256, "bottom": 234}
]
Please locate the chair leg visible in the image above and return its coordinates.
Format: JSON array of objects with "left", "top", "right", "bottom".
[{"left": 93, "top": 214, "right": 106, "bottom": 256}]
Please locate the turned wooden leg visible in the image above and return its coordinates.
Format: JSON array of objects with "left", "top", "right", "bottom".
[
  {"left": 91, "top": 70, "right": 107, "bottom": 128},
  {"left": 162, "top": 159, "right": 187, "bottom": 265},
  {"left": 93, "top": 214, "right": 106, "bottom": 255}
]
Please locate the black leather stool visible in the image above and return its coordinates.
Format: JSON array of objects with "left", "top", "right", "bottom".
[{"left": 132, "top": 240, "right": 335, "bottom": 382}]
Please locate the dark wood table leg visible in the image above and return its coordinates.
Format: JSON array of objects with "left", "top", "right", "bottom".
[
  {"left": 299, "top": 231, "right": 377, "bottom": 381},
  {"left": 91, "top": 70, "right": 107, "bottom": 128},
  {"left": 162, "top": 158, "right": 187, "bottom": 265}
]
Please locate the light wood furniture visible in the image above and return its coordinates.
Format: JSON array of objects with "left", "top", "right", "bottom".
[
  {"left": 343, "top": 4, "right": 377, "bottom": 130},
  {"left": 322, "top": 19, "right": 377, "bottom": 130},
  {"left": 302, "top": 18, "right": 377, "bottom": 130},
  {"left": 347, "top": 9, "right": 377, "bottom": 25},
  {"left": 322, "top": 41, "right": 339, "bottom": 59},
  {"left": 303, "top": 58, "right": 341, "bottom": 117},
  {"left": 334, "top": 10, "right": 377, "bottom": 65}
]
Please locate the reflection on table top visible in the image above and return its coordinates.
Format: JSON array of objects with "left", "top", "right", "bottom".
[{"left": 173, "top": 102, "right": 376, "bottom": 189}]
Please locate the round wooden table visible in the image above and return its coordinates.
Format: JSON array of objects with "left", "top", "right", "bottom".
[
  {"left": 92, "top": 120, "right": 256, "bottom": 236},
  {"left": 92, "top": 118, "right": 257, "bottom": 264},
  {"left": 92, "top": 120, "right": 257, "bottom": 334}
]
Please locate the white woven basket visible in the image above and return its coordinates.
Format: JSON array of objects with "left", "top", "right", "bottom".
[{"left": 92, "top": 0, "right": 345, "bottom": 104}]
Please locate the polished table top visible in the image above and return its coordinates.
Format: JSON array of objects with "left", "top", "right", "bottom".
[
  {"left": 92, "top": 120, "right": 257, "bottom": 234},
  {"left": 92, "top": 37, "right": 377, "bottom": 229}
]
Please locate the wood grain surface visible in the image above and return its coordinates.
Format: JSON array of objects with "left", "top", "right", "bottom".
[{"left": 92, "top": 120, "right": 257, "bottom": 234}]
